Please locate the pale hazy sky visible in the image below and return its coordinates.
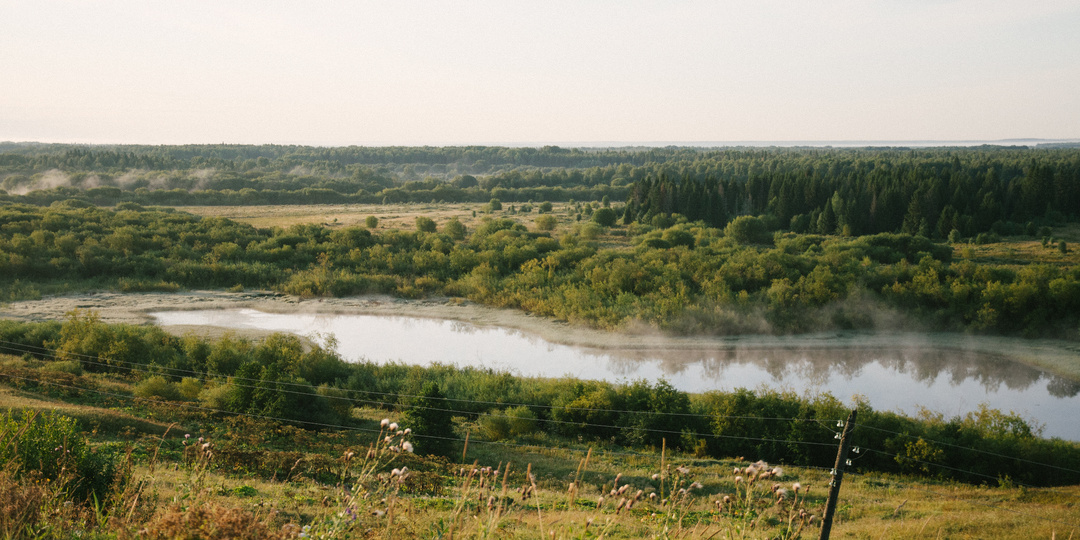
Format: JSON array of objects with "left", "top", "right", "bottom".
[{"left": 2, "top": 1, "right": 1079, "bottom": 146}]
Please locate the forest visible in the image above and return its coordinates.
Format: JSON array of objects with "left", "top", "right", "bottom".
[{"left": 2, "top": 144, "right": 1078, "bottom": 242}]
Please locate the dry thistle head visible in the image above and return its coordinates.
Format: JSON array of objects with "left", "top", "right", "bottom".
[
  {"left": 389, "top": 422, "right": 399, "bottom": 432},
  {"left": 792, "top": 482, "right": 802, "bottom": 493},
  {"left": 676, "top": 466, "right": 690, "bottom": 475},
  {"left": 771, "top": 467, "right": 783, "bottom": 478},
  {"left": 401, "top": 441, "right": 414, "bottom": 453},
  {"left": 734, "top": 476, "right": 743, "bottom": 484},
  {"left": 690, "top": 482, "right": 703, "bottom": 490},
  {"left": 380, "top": 418, "right": 390, "bottom": 428}
]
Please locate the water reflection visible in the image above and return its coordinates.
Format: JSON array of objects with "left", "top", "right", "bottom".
[{"left": 149, "top": 309, "right": 1080, "bottom": 440}]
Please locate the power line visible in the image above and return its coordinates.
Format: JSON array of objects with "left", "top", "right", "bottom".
[
  {"left": 853, "top": 421, "right": 1080, "bottom": 477},
  {"left": 0, "top": 369, "right": 831, "bottom": 467},
  {"left": 0, "top": 339, "right": 840, "bottom": 422},
  {"left": 4, "top": 338, "right": 1078, "bottom": 478}
]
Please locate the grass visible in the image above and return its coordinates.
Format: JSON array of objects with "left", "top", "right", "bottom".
[
  {"left": 176, "top": 202, "right": 593, "bottom": 237},
  {"left": 1, "top": 357, "right": 1078, "bottom": 539}
]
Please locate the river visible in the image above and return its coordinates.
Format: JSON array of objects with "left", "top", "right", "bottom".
[{"left": 150, "top": 308, "right": 1080, "bottom": 440}]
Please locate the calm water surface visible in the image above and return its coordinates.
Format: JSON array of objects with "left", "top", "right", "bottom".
[{"left": 150, "top": 309, "right": 1080, "bottom": 440}]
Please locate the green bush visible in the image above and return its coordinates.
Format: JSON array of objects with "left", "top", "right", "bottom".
[
  {"left": 480, "top": 406, "right": 538, "bottom": 441},
  {"left": 134, "top": 375, "right": 181, "bottom": 401},
  {"left": 0, "top": 410, "right": 120, "bottom": 503},
  {"left": 535, "top": 215, "right": 557, "bottom": 231}
]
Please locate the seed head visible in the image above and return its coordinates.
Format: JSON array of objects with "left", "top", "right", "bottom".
[
  {"left": 389, "top": 422, "right": 399, "bottom": 432},
  {"left": 792, "top": 482, "right": 802, "bottom": 493},
  {"left": 402, "top": 441, "right": 414, "bottom": 453},
  {"left": 380, "top": 418, "right": 390, "bottom": 428}
]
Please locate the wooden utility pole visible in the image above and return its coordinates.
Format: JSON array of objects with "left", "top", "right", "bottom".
[{"left": 820, "top": 408, "right": 857, "bottom": 540}]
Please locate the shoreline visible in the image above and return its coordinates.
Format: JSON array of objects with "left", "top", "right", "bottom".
[{"left": 3, "top": 290, "right": 1080, "bottom": 382}]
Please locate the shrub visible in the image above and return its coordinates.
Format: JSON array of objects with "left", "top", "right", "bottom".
[
  {"left": 364, "top": 216, "right": 379, "bottom": 228},
  {"left": 592, "top": 207, "right": 618, "bottom": 227},
  {"left": 535, "top": 215, "right": 557, "bottom": 231},
  {"left": 480, "top": 406, "right": 538, "bottom": 441},
  {"left": 0, "top": 410, "right": 120, "bottom": 503},
  {"left": 134, "top": 375, "right": 181, "bottom": 401},
  {"left": 178, "top": 377, "right": 204, "bottom": 401},
  {"left": 415, "top": 216, "right": 436, "bottom": 233},
  {"left": 538, "top": 201, "right": 553, "bottom": 213},
  {"left": 724, "top": 215, "right": 771, "bottom": 244},
  {"left": 444, "top": 218, "right": 467, "bottom": 240}
]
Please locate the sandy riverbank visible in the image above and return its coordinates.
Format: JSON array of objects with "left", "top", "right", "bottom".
[{"left": 3, "top": 290, "right": 1079, "bottom": 382}]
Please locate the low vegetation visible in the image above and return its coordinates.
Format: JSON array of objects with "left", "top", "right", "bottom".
[{"left": 1, "top": 348, "right": 1078, "bottom": 538}]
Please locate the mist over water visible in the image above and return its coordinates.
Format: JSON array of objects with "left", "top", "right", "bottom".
[{"left": 151, "top": 309, "right": 1080, "bottom": 440}]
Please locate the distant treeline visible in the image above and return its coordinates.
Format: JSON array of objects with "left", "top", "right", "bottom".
[
  {"left": 624, "top": 151, "right": 1080, "bottom": 238},
  {"left": 2, "top": 314, "right": 1077, "bottom": 486},
  {"left": 2, "top": 204, "right": 1078, "bottom": 337},
  {"left": 3, "top": 145, "right": 1080, "bottom": 240}
]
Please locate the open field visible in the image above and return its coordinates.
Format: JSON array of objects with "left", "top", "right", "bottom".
[{"left": 176, "top": 202, "right": 588, "bottom": 237}]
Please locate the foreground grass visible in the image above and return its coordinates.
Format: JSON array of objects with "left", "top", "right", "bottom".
[{"left": 1, "top": 360, "right": 1078, "bottom": 539}]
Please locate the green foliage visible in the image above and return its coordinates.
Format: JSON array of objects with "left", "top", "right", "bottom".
[
  {"left": 415, "top": 216, "right": 437, "bottom": 233},
  {"left": 0, "top": 410, "right": 120, "bottom": 502},
  {"left": 443, "top": 217, "right": 466, "bottom": 240},
  {"left": 535, "top": 214, "right": 557, "bottom": 231},
  {"left": 724, "top": 215, "right": 772, "bottom": 245},
  {"left": 402, "top": 382, "right": 455, "bottom": 457},
  {"left": 365, "top": 215, "right": 379, "bottom": 228},
  {"left": 134, "top": 375, "right": 181, "bottom": 401},
  {"left": 592, "top": 207, "right": 618, "bottom": 227},
  {"left": 479, "top": 406, "right": 539, "bottom": 441}
]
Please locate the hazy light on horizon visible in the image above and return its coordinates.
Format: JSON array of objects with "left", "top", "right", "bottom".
[{"left": 2, "top": 1, "right": 1078, "bottom": 146}]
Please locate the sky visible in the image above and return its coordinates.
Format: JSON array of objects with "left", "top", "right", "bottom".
[{"left": 1, "top": 1, "right": 1079, "bottom": 146}]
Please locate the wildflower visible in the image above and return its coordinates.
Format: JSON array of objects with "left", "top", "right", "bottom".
[
  {"left": 201, "top": 442, "right": 211, "bottom": 451},
  {"left": 185, "top": 434, "right": 191, "bottom": 439},
  {"left": 723, "top": 495, "right": 731, "bottom": 504},
  {"left": 372, "top": 510, "right": 385, "bottom": 517},
  {"left": 403, "top": 428, "right": 411, "bottom": 435},
  {"left": 597, "top": 496, "right": 604, "bottom": 508},
  {"left": 792, "top": 482, "right": 802, "bottom": 493},
  {"left": 771, "top": 467, "right": 783, "bottom": 478},
  {"left": 402, "top": 441, "right": 414, "bottom": 453},
  {"left": 384, "top": 436, "right": 392, "bottom": 443},
  {"left": 734, "top": 476, "right": 743, "bottom": 484},
  {"left": 651, "top": 473, "right": 660, "bottom": 481},
  {"left": 776, "top": 488, "right": 788, "bottom": 500},
  {"left": 391, "top": 468, "right": 402, "bottom": 476},
  {"left": 568, "top": 482, "right": 576, "bottom": 492},
  {"left": 744, "top": 466, "right": 757, "bottom": 477},
  {"left": 676, "top": 466, "right": 690, "bottom": 475},
  {"left": 198, "top": 437, "right": 204, "bottom": 442},
  {"left": 648, "top": 492, "right": 657, "bottom": 500},
  {"left": 690, "top": 482, "right": 703, "bottom": 490},
  {"left": 389, "top": 422, "right": 399, "bottom": 432},
  {"left": 733, "top": 467, "right": 741, "bottom": 474},
  {"left": 381, "top": 418, "right": 390, "bottom": 428}
]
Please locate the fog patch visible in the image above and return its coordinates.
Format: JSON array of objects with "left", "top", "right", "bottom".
[{"left": 190, "top": 168, "right": 216, "bottom": 190}]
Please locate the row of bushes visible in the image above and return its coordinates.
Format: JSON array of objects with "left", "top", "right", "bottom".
[{"left": 3, "top": 315, "right": 1079, "bottom": 486}]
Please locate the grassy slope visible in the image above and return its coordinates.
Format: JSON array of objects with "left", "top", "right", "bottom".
[{"left": 2, "top": 357, "right": 1077, "bottom": 539}]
